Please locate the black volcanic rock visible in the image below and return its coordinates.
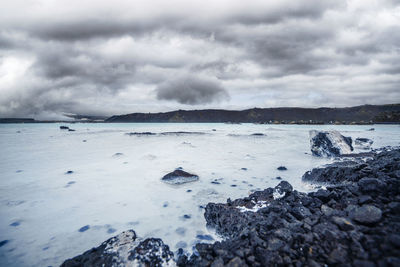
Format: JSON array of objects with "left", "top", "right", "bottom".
[
  {"left": 355, "top": 137, "right": 373, "bottom": 149},
  {"left": 63, "top": 148, "right": 400, "bottom": 267},
  {"left": 277, "top": 166, "right": 287, "bottom": 171},
  {"left": 310, "top": 130, "right": 354, "bottom": 157},
  {"left": 61, "top": 230, "right": 174, "bottom": 267},
  {"left": 161, "top": 169, "right": 199, "bottom": 185},
  {"left": 178, "top": 149, "right": 400, "bottom": 266}
]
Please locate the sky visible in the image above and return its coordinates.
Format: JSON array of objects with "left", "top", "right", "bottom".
[{"left": 0, "top": 0, "right": 399, "bottom": 119}]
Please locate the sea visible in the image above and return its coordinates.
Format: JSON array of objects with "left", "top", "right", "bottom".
[{"left": 0, "top": 123, "right": 399, "bottom": 266}]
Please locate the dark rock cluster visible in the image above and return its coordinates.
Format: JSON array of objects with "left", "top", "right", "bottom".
[
  {"left": 62, "top": 149, "right": 400, "bottom": 266},
  {"left": 178, "top": 149, "right": 400, "bottom": 266}
]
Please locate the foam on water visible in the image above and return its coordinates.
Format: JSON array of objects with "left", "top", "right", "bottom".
[{"left": 0, "top": 123, "right": 399, "bottom": 266}]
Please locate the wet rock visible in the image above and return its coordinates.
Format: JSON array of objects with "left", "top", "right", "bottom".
[
  {"left": 126, "top": 132, "right": 156, "bottom": 136},
  {"left": 107, "top": 228, "right": 117, "bottom": 234},
  {"left": 161, "top": 169, "right": 199, "bottom": 185},
  {"left": 309, "top": 130, "right": 353, "bottom": 157},
  {"left": 0, "top": 240, "right": 9, "bottom": 247},
  {"left": 352, "top": 205, "right": 382, "bottom": 224},
  {"left": 9, "top": 221, "right": 20, "bottom": 227},
  {"left": 128, "top": 238, "right": 174, "bottom": 266},
  {"left": 277, "top": 166, "right": 287, "bottom": 171},
  {"left": 160, "top": 131, "right": 205, "bottom": 136},
  {"left": 62, "top": 230, "right": 174, "bottom": 267},
  {"left": 291, "top": 206, "right": 312, "bottom": 220},
  {"left": 65, "top": 170, "right": 74, "bottom": 174},
  {"left": 78, "top": 225, "right": 90, "bottom": 232},
  {"left": 68, "top": 129, "right": 76, "bottom": 132},
  {"left": 355, "top": 138, "right": 373, "bottom": 149},
  {"left": 175, "top": 227, "right": 186, "bottom": 236},
  {"left": 60, "top": 126, "right": 69, "bottom": 130},
  {"left": 196, "top": 234, "right": 214, "bottom": 241},
  {"left": 251, "top": 133, "right": 265, "bottom": 136}
]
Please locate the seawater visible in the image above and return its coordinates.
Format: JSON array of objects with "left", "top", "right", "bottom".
[{"left": 0, "top": 123, "right": 399, "bottom": 266}]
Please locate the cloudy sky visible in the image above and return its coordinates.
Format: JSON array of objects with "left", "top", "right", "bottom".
[{"left": 0, "top": 0, "right": 399, "bottom": 119}]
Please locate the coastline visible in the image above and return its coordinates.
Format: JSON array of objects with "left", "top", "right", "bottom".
[{"left": 61, "top": 147, "right": 400, "bottom": 266}]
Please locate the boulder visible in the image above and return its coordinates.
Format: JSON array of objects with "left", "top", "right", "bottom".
[
  {"left": 309, "top": 130, "right": 353, "bottom": 157},
  {"left": 352, "top": 205, "right": 382, "bottom": 224},
  {"left": 161, "top": 169, "right": 199, "bottom": 185},
  {"left": 61, "top": 230, "right": 175, "bottom": 267},
  {"left": 355, "top": 138, "right": 373, "bottom": 150}
]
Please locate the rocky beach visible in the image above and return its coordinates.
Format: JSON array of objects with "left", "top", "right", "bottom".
[{"left": 61, "top": 131, "right": 400, "bottom": 267}]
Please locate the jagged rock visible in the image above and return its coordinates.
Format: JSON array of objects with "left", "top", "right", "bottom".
[
  {"left": 355, "top": 138, "right": 373, "bottom": 149},
  {"left": 128, "top": 238, "right": 174, "bottom": 266},
  {"left": 61, "top": 230, "right": 175, "bottom": 267},
  {"left": 161, "top": 169, "right": 199, "bottom": 185},
  {"left": 181, "top": 149, "right": 400, "bottom": 266},
  {"left": 309, "top": 130, "right": 353, "bottom": 157}
]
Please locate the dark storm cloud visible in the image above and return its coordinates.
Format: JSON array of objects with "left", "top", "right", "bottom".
[
  {"left": 156, "top": 75, "right": 229, "bottom": 105},
  {"left": 0, "top": 0, "right": 399, "bottom": 119}
]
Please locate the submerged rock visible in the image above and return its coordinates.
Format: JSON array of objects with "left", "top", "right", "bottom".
[
  {"left": 0, "top": 240, "right": 9, "bottom": 247},
  {"left": 355, "top": 137, "right": 373, "bottom": 149},
  {"left": 309, "top": 130, "right": 353, "bottom": 157},
  {"left": 161, "top": 169, "right": 199, "bottom": 185}
]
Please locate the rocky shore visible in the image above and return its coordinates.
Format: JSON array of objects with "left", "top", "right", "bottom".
[{"left": 62, "top": 148, "right": 400, "bottom": 267}]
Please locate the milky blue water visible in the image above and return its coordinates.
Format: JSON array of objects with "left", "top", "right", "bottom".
[{"left": 0, "top": 123, "right": 399, "bottom": 266}]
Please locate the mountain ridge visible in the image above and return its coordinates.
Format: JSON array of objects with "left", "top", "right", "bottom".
[{"left": 106, "top": 104, "right": 400, "bottom": 124}]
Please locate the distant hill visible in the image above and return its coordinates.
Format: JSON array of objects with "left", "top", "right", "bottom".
[
  {"left": 0, "top": 118, "right": 35, "bottom": 123},
  {"left": 106, "top": 104, "right": 400, "bottom": 124}
]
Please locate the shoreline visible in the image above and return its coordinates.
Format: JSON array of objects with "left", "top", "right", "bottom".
[{"left": 61, "top": 147, "right": 400, "bottom": 266}]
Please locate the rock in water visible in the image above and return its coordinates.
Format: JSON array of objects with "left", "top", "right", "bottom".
[
  {"left": 161, "top": 169, "right": 199, "bottom": 185},
  {"left": 355, "top": 137, "right": 373, "bottom": 149},
  {"left": 61, "top": 230, "right": 175, "bottom": 267},
  {"left": 309, "top": 130, "right": 353, "bottom": 157},
  {"left": 60, "top": 126, "right": 69, "bottom": 130}
]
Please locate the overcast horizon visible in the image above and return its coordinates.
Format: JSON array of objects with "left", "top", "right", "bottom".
[{"left": 1, "top": 0, "right": 399, "bottom": 120}]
